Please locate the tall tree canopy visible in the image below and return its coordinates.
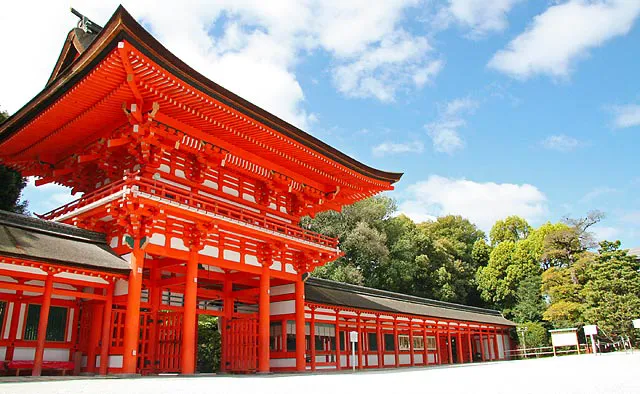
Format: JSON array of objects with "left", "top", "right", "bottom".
[{"left": 0, "top": 109, "right": 29, "bottom": 214}]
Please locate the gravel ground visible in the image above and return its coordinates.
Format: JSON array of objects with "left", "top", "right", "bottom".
[{"left": 2, "top": 352, "right": 638, "bottom": 394}]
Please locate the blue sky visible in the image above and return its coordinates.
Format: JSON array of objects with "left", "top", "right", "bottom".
[{"left": 2, "top": 1, "right": 640, "bottom": 247}]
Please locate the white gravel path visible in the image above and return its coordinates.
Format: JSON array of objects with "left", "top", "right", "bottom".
[{"left": 2, "top": 352, "right": 638, "bottom": 394}]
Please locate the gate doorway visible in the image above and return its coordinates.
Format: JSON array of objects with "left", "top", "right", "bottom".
[{"left": 223, "top": 316, "right": 258, "bottom": 373}]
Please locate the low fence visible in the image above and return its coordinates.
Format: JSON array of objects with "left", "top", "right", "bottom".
[{"left": 506, "top": 344, "right": 591, "bottom": 360}]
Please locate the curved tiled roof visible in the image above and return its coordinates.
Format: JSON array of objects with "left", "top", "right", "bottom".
[
  {"left": 305, "top": 277, "right": 515, "bottom": 326},
  {"left": 0, "top": 210, "right": 129, "bottom": 273}
]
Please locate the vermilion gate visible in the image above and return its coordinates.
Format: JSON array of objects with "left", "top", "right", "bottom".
[{"left": 224, "top": 316, "right": 258, "bottom": 373}]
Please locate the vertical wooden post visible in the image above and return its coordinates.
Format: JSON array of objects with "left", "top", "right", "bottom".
[
  {"left": 221, "top": 277, "right": 233, "bottom": 372},
  {"left": 408, "top": 322, "right": 415, "bottom": 366},
  {"left": 181, "top": 248, "right": 199, "bottom": 374},
  {"left": 335, "top": 311, "right": 341, "bottom": 370},
  {"left": 393, "top": 318, "right": 399, "bottom": 367},
  {"left": 479, "top": 328, "right": 486, "bottom": 362},
  {"left": 33, "top": 273, "right": 54, "bottom": 376},
  {"left": 99, "top": 282, "right": 114, "bottom": 375},
  {"left": 467, "top": 327, "right": 473, "bottom": 363},
  {"left": 447, "top": 324, "right": 453, "bottom": 364},
  {"left": 457, "top": 327, "right": 463, "bottom": 363},
  {"left": 5, "top": 285, "right": 25, "bottom": 364},
  {"left": 356, "top": 314, "right": 363, "bottom": 369},
  {"left": 86, "top": 303, "right": 104, "bottom": 372},
  {"left": 435, "top": 324, "right": 441, "bottom": 365},
  {"left": 295, "top": 276, "right": 305, "bottom": 372},
  {"left": 310, "top": 308, "right": 316, "bottom": 371},
  {"left": 376, "top": 316, "right": 383, "bottom": 368},
  {"left": 493, "top": 327, "right": 500, "bottom": 360},
  {"left": 122, "top": 242, "right": 144, "bottom": 374},
  {"left": 147, "top": 263, "right": 161, "bottom": 373},
  {"left": 258, "top": 263, "right": 270, "bottom": 373},
  {"left": 422, "top": 322, "right": 428, "bottom": 365}
]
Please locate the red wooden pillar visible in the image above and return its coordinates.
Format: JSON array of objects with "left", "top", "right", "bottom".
[
  {"left": 408, "top": 323, "right": 415, "bottom": 366},
  {"left": 310, "top": 308, "right": 316, "bottom": 371},
  {"left": 335, "top": 311, "right": 341, "bottom": 370},
  {"left": 5, "top": 285, "right": 25, "bottom": 363},
  {"left": 457, "top": 326, "right": 463, "bottom": 364},
  {"left": 479, "top": 328, "right": 486, "bottom": 362},
  {"left": 435, "top": 324, "right": 441, "bottom": 365},
  {"left": 467, "top": 326, "right": 473, "bottom": 363},
  {"left": 356, "top": 314, "right": 363, "bottom": 369},
  {"left": 86, "top": 303, "right": 104, "bottom": 372},
  {"left": 295, "top": 276, "right": 305, "bottom": 372},
  {"left": 221, "top": 277, "right": 233, "bottom": 372},
  {"left": 376, "top": 316, "right": 383, "bottom": 368},
  {"left": 122, "top": 242, "right": 145, "bottom": 374},
  {"left": 447, "top": 324, "right": 453, "bottom": 364},
  {"left": 492, "top": 327, "right": 500, "bottom": 360},
  {"left": 422, "top": 322, "right": 428, "bottom": 365},
  {"left": 393, "top": 318, "right": 399, "bottom": 367},
  {"left": 181, "top": 248, "right": 199, "bottom": 374},
  {"left": 99, "top": 282, "right": 114, "bottom": 375},
  {"left": 258, "top": 263, "right": 271, "bottom": 373},
  {"left": 33, "top": 273, "right": 54, "bottom": 376},
  {"left": 147, "top": 263, "right": 161, "bottom": 373}
]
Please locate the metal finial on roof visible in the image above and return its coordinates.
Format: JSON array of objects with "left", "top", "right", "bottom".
[{"left": 70, "top": 7, "right": 103, "bottom": 34}]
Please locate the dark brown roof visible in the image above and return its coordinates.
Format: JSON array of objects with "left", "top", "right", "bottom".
[
  {"left": 305, "top": 277, "right": 515, "bottom": 326},
  {"left": 0, "top": 210, "right": 129, "bottom": 273},
  {"left": 0, "top": 5, "right": 402, "bottom": 185}
]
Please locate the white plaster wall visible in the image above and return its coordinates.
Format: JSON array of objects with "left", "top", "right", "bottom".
[
  {"left": 367, "top": 354, "right": 378, "bottom": 366},
  {"left": 414, "top": 354, "right": 424, "bottom": 364},
  {"left": 399, "top": 354, "right": 410, "bottom": 364},
  {"left": 114, "top": 279, "right": 129, "bottom": 296},
  {"left": 270, "top": 358, "right": 296, "bottom": 368},
  {"left": 270, "top": 284, "right": 294, "bottom": 296},
  {"left": 384, "top": 354, "right": 395, "bottom": 366},
  {"left": 427, "top": 353, "right": 436, "bottom": 363},
  {"left": 14, "top": 347, "right": 35, "bottom": 360},
  {"left": 497, "top": 334, "right": 505, "bottom": 359},
  {"left": 109, "top": 355, "right": 123, "bottom": 368},
  {"left": 270, "top": 300, "right": 295, "bottom": 316},
  {"left": 0, "top": 346, "right": 6, "bottom": 360}
]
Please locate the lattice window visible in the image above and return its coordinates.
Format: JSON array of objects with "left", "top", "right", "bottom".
[
  {"left": 426, "top": 336, "right": 437, "bottom": 350},
  {"left": 23, "top": 304, "right": 68, "bottom": 342},
  {"left": 413, "top": 335, "right": 425, "bottom": 351}
]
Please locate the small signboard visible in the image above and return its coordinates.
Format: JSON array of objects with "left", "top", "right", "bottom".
[
  {"left": 633, "top": 319, "right": 640, "bottom": 329},
  {"left": 350, "top": 331, "right": 358, "bottom": 343},
  {"left": 584, "top": 325, "right": 597, "bottom": 336}
]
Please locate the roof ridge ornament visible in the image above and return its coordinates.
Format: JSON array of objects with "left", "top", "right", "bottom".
[{"left": 71, "top": 7, "right": 103, "bottom": 34}]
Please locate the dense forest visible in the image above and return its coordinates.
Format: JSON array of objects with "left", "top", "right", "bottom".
[{"left": 304, "top": 196, "right": 640, "bottom": 348}]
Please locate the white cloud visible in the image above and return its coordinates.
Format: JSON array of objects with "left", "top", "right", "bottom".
[
  {"left": 332, "top": 31, "right": 442, "bottom": 101},
  {"left": 425, "top": 98, "right": 478, "bottom": 154},
  {"left": 0, "top": 0, "right": 437, "bottom": 127},
  {"left": 489, "top": 0, "right": 640, "bottom": 79},
  {"left": 398, "top": 175, "right": 548, "bottom": 230},
  {"left": 580, "top": 186, "right": 619, "bottom": 203},
  {"left": 372, "top": 140, "right": 424, "bottom": 156},
  {"left": 591, "top": 225, "right": 620, "bottom": 241},
  {"left": 437, "top": 0, "right": 522, "bottom": 37},
  {"left": 610, "top": 104, "right": 640, "bottom": 128},
  {"left": 541, "top": 134, "right": 581, "bottom": 151}
]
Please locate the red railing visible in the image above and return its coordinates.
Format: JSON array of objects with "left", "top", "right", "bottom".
[{"left": 39, "top": 175, "right": 339, "bottom": 249}]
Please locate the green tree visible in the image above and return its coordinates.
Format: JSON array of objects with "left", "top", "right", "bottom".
[
  {"left": 581, "top": 241, "right": 640, "bottom": 339},
  {"left": 490, "top": 216, "right": 531, "bottom": 246},
  {"left": 517, "top": 322, "right": 550, "bottom": 348},
  {"left": 0, "top": 109, "right": 29, "bottom": 214},
  {"left": 197, "top": 315, "right": 221, "bottom": 372},
  {"left": 512, "top": 274, "right": 546, "bottom": 323}
]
